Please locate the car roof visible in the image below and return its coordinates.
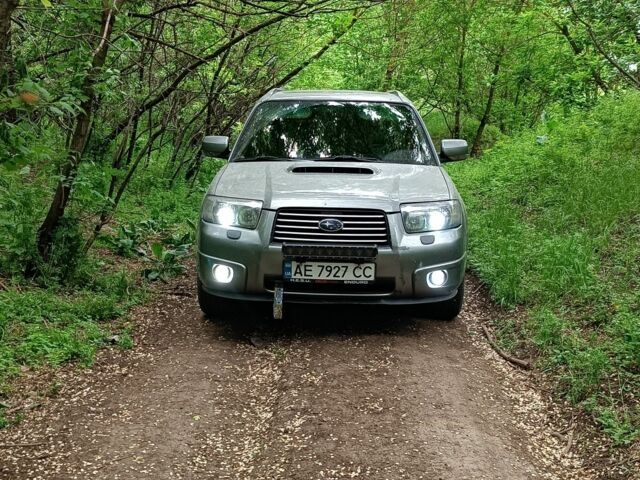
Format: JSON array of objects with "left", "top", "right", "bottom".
[{"left": 258, "top": 89, "right": 412, "bottom": 105}]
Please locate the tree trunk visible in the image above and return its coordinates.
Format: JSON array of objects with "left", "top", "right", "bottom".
[
  {"left": 453, "top": 25, "right": 467, "bottom": 138},
  {"left": 35, "top": 0, "right": 125, "bottom": 262},
  {"left": 471, "top": 51, "right": 502, "bottom": 157},
  {"left": 0, "top": 0, "right": 18, "bottom": 85},
  {"left": 382, "top": 1, "right": 414, "bottom": 91},
  {"left": 0, "top": 0, "right": 19, "bottom": 122},
  {"left": 382, "top": 0, "right": 400, "bottom": 90},
  {"left": 452, "top": 0, "right": 478, "bottom": 137}
]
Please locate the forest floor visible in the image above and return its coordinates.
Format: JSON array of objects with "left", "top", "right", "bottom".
[{"left": 0, "top": 271, "right": 637, "bottom": 480}]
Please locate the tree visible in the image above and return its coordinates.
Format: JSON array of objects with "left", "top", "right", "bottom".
[
  {"left": 35, "top": 0, "right": 126, "bottom": 262},
  {"left": 0, "top": 0, "right": 20, "bottom": 122},
  {"left": 1, "top": 0, "right": 639, "bottom": 278},
  {"left": 31, "top": 1, "right": 377, "bottom": 264}
]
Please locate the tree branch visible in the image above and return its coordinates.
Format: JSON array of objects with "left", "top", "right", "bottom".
[{"left": 565, "top": 0, "right": 640, "bottom": 89}]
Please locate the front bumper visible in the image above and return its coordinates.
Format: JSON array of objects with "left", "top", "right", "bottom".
[{"left": 197, "top": 210, "right": 466, "bottom": 305}]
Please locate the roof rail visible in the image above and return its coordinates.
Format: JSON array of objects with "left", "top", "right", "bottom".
[
  {"left": 257, "top": 88, "right": 283, "bottom": 104},
  {"left": 387, "top": 90, "right": 409, "bottom": 103}
]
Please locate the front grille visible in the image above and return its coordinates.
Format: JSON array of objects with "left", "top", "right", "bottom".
[{"left": 272, "top": 208, "right": 390, "bottom": 245}]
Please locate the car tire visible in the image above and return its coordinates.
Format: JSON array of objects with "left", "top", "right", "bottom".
[
  {"left": 197, "top": 279, "right": 235, "bottom": 320},
  {"left": 428, "top": 282, "right": 465, "bottom": 321}
]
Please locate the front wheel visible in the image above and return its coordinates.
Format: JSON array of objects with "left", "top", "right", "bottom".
[
  {"left": 420, "top": 282, "right": 465, "bottom": 321},
  {"left": 197, "top": 279, "right": 236, "bottom": 320}
]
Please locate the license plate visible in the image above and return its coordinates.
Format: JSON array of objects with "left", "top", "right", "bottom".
[{"left": 283, "top": 261, "right": 375, "bottom": 283}]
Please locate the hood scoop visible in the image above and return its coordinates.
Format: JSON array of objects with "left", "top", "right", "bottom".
[{"left": 291, "top": 165, "right": 375, "bottom": 175}]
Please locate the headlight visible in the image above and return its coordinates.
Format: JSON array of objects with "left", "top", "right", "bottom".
[
  {"left": 201, "top": 197, "right": 262, "bottom": 229},
  {"left": 401, "top": 200, "right": 462, "bottom": 233}
]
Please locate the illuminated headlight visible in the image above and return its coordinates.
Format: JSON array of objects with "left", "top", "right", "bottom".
[
  {"left": 202, "top": 196, "right": 262, "bottom": 229},
  {"left": 401, "top": 200, "right": 462, "bottom": 233}
]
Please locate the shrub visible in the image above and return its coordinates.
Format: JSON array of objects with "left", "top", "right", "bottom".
[{"left": 447, "top": 91, "right": 640, "bottom": 441}]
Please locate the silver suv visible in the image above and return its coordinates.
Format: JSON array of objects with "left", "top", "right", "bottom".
[{"left": 197, "top": 90, "right": 469, "bottom": 320}]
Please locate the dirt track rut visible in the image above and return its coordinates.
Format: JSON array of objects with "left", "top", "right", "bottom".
[{"left": 0, "top": 275, "right": 596, "bottom": 479}]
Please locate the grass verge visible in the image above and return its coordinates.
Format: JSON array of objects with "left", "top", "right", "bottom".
[
  {"left": 0, "top": 154, "right": 222, "bottom": 427},
  {"left": 446, "top": 92, "right": 640, "bottom": 446}
]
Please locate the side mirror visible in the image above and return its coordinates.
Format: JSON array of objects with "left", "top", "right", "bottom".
[
  {"left": 202, "top": 135, "right": 229, "bottom": 158},
  {"left": 440, "top": 139, "right": 469, "bottom": 162}
]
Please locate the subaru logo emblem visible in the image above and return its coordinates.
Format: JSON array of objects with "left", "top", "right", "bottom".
[{"left": 318, "top": 218, "right": 343, "bottom": 232}]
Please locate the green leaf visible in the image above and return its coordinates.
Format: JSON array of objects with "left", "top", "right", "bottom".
[
  {"left": 146, "top": 270, "right": 159, "bottom": 281},
  {"left": 151, "top": 243, "right": 164, "bottom": 260},
  {"left": 41, "top": 0, "right": 52, "bottom": 7}
]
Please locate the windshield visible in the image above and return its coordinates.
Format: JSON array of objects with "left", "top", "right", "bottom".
[{"left": 233, "top": 100, "right": 436, "bottom": 165}]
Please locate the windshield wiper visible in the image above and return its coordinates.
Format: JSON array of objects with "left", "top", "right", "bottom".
[
  {"left": 310, "top": 155, "right": 383, "bottom": 163},
  {"left": 234, "top": 156, "right": 293, "bottom": 162}
]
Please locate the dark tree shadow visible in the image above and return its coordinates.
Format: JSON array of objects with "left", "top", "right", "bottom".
[{"left": 205, "top": 301, "right": 451, "bottom": 346}]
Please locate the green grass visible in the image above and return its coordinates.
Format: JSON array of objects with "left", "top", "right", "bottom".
[
  {"left": 0, "top": 267, "right": 145, "bottom": 388},
  {"left": 0, "top": 151, "right": 223, "bottom": 427},
  {"left": 0, "top": 265, "right": 146, "bottom": 427},
  {"left": 447, "top": 92, "right": 640, "bottom": 445}
]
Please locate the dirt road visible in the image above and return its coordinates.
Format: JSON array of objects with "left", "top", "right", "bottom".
[{"left": 0, "top": 275, "right": 601, "bottom": 479}]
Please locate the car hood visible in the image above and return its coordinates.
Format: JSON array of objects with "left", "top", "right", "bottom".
[{"left": 210, "top": 161, "right": 451, "bottom": 212}]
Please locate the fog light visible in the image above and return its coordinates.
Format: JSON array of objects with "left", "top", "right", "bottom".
[
  {"left": 212, "top": 264, "right": 233, "bottom": 284},
  {"left": 427, "top": 269, "right": 447, "bottom": 288}
]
